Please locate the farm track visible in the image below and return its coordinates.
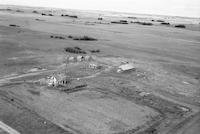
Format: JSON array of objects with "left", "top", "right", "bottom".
[
  {"left": 0, "top": 121, "right": 20, "bottom": 134},
  {"left": 0, "top": 69, "right": 56, "bottom": 86},
  {"left": 166, "top": 111, "right": 200, "bottom": 134}
]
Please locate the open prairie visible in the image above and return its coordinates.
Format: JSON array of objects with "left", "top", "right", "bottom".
[{"left": 0, "top": 5, "right": 200, "bottom": 134}]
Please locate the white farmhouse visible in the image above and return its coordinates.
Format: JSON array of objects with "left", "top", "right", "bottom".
[
  {"left": 46, "top": 76, "right": 57, "bottom": 87},
  {"left": 46, "top": 73, "right": 70, "bottom": 87}
]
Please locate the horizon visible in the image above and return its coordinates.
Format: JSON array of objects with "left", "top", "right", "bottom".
[
  {"left": 0, "top": 0, "right": 200, "bottom": 18},
  {"left": 1, "top": 4, "right": 200, "bottom": 19}
]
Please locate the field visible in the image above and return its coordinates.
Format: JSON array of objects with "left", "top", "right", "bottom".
[{"left": 0, "top": 5, "right": 200, "bottom": 134}]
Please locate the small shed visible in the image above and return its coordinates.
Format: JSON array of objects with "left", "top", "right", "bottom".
[
  {"left": 117, "top": 63, "right": 135, "bottom": 73},
  {"left": 68, "top": 56, "right": 75, "bottom": 62},
  {"left": 139, "top": 92, "right": 150, "bottom": 97},
  {"left": 89, "top": 63, "right": 102, "bottom": 69},
  {"left": 77, "top": 55, "right": 84, "bottom": 62},
  {"left": 84, "top": 55, "right": 92, "bottom": 61}
]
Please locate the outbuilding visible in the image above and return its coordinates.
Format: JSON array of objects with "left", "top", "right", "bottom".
[
  {"left": 77, "top": 55, "right": 84, "bottom": 62},
  {"left": 117, "top": 63, "right": 135, "bottom": 73},
  {"left": 89, "top": 63, "right": 102, "bottom": 69},
  {"left": 84, "top": 55, "right": 93, "bottom": 61},
  {"left": 68, "top": 56, "right": 75, "bottom": 62}
]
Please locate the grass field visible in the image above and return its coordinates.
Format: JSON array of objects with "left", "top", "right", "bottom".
[{"left": 0, "top": 5, "right": 200, "bottom": 134}]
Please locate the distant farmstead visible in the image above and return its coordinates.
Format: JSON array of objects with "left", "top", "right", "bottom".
[{"left": 65, "top": 55, "right": 93, "bottom": 63}]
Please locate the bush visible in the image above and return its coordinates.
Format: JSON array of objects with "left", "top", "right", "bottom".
[
  {"left": 120, "top": 20, "right": 128, "bottom": 23},
  {"left": 65, "top": 47, "right": 86, "bottom": 54},
  {"left": 161, "top": 22, "right": 170, "bottom": 25},
  {"left": 133, "top": 21, "right": 153, "bottom": 26},
  {"left": 111, "top": 21, "right": 128, "bottom": 24},
  {"left": 61, "top": 14, "right": 69, "bottom": 17},
  {"left": 33, "top": 10, "right": 38, "bottom": 13},
  {"left": 128, "top": 17, "right": 137, "bottom": 19},
  {"left": 68, "top": 35, "right": 73, "bottom": 38},
  {"left": 74, "top": 46, "right": 82, "bottom": 50},
  {"left": 69, "top": 15, "right": 78, "bottom": 18},
  {"left": 90, "top": 49, "right": 100, "bottom": 53},
  {"left": 35, "top": 19, "right": 44, "bottom": 21},
  {"left": 156, "top": 20, "right": 165, "bottom": 22},
  {"left": 16, "top": 10, "right": 24, "bottom": 12},
  {"left": 68, "top": 35, "right": 97, "bottom": 41},
  {"left": 80, "top": 36, "right": 97, "bottom": 41},
  {"left": 175, "top": 24, "right": 186, "bottom": 28},
  {"left": 9, "top": 24, "right": 20, "bottom": 27},
  {"left": 50, "top": 35, "right": 65, "bottom": 39}
]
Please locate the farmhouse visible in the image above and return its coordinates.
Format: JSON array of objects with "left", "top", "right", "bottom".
[{"left": 46, "top": 73, "right": 70, "bottom": 87}]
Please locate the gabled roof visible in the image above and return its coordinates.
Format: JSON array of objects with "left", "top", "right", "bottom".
[
  {"left": 51, "top": 73, "right": 68, "bottom": 81},
  {"left": 118, "top": 63, "right": 135, "bottom": 71}
]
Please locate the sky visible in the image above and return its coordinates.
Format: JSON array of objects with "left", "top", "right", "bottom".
[{"left": 0, "top": 0, "right": 200, "bottom": 17}]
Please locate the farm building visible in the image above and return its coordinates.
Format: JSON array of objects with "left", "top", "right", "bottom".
[
  {"left": 117, "top": 63, "right": 135, "bottom": 73},
  {"left": 65, "top": 55, "right": 93, "bottom": 63},
  {"left": 46, "top": 73, "right": 70, "bottom": 87},
  {"left": 68, "top": 56, "right": 75, "bottom": 62},
  {"left": 84, "top": 55, "right": 93, "bottom": 61},
  {"left": 89, "top": 63, "right": 102, "bottom": 69},
  {"left": 77, "top": 55, "right": 84, "bottom": 62}
]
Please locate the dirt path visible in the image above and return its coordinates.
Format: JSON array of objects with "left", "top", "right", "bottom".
[
  {"left": 0, "top": 69, "right": 56, "bottom": 86},
  {"left": 0, "top": 121, "right": 20, "bottom": 134},
  {"left": 182, "top": 116, "right": 200, "bottom": 134},
  {"left": 166, "top": 112, "right": 200, "bottom": 134},
  {"left": 80, "top": 66, "right": 113, "bottom": 79},
  {"left": 153, "top": 91, "right": 199, "bottom": 112}
]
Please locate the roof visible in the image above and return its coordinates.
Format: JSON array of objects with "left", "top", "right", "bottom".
[
  {"left": 77, "top": 55, "right": 84, "bottom": 59},
  {"left": 118, "top": 63, "right": 135, "bottom": 71},
  {"left": 85, "top": 55, "right": 92, "bottom": 60},
  {"left": 89, "top": 63, "right": 97, "bottom": 66},
  {"left": 68, "top": 56, "right": 75, "bottom": 61},
  {"left": 52, "top": 73, "right": 68, "bottom": 81}
]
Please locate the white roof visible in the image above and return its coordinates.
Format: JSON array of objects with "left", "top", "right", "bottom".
[
  {"left": 89, "top": 63, "right": 97, "bottom": 66},
  {"left": 77, "top": 55, "right": 83, "bottom": 58},
  {"left": 69, "top": 56, "right": 75, "bottom": 60},
  {"left": 118, "top": 63, "right": 134, "bottom": 71}
]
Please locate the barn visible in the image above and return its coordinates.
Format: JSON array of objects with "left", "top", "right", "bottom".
[{"left": 117, "top": 63, "right": 135, "bottom": 73}]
